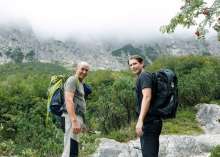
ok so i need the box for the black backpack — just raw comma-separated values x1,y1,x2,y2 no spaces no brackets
150,69,178,119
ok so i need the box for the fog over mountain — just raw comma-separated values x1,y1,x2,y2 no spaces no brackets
0,0,219,70
0,21,219,70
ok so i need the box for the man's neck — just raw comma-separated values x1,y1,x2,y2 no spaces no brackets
137,68,144,76
74,74,83,82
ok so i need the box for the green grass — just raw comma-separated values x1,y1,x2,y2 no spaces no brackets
79,133,101,157
162,106,203,135
210,100,220,106
210,145,220,157
105,121,136,142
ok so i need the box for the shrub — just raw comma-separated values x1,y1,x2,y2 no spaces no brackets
210,145,220,157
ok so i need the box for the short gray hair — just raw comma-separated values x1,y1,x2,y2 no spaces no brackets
77,61,90,69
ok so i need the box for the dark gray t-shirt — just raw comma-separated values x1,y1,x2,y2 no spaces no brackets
136,72,154,120
64,76,86,114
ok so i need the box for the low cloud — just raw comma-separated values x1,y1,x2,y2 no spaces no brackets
0,0,206,40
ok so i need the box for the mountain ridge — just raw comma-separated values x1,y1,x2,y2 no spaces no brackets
0,23,220,70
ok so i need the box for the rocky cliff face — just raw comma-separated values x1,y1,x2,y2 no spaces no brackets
0,23,220,70
0,23,125,70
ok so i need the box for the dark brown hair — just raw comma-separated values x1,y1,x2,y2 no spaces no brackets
128,55,144,64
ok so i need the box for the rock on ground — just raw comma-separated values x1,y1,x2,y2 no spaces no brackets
91,104,220,157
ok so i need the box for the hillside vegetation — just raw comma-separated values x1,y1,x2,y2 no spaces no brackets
0,55,220,156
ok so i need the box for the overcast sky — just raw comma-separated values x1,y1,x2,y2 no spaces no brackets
0,0,214,39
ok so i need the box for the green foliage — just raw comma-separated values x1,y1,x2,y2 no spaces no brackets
86,71,136,134
1,55,220,156
0,63,67,156
112,77,135,124
161,0,220,41
79,133,101,157
210,100,220,105
210,145,220,157
5,47,24,63
0,62,67,82
25,50,35,62
20,148,38,157
111,44,164,64
112,44,142,57
111,44,155,64
0,140,16,156
162,106,203,135
105,121,136,142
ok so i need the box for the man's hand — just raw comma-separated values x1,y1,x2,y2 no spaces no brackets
81,123,88,133
72,119,81,134
136,120,143,137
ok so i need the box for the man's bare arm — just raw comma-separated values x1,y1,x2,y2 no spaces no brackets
138,88,152,122
65,91,81,134
136,88,152,137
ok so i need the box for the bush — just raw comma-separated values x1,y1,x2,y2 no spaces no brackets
0,140,16,156
0,63,66,156
86,73,136,134
210,145,220,157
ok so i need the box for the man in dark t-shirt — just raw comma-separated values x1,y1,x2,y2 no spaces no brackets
128,55,162,157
